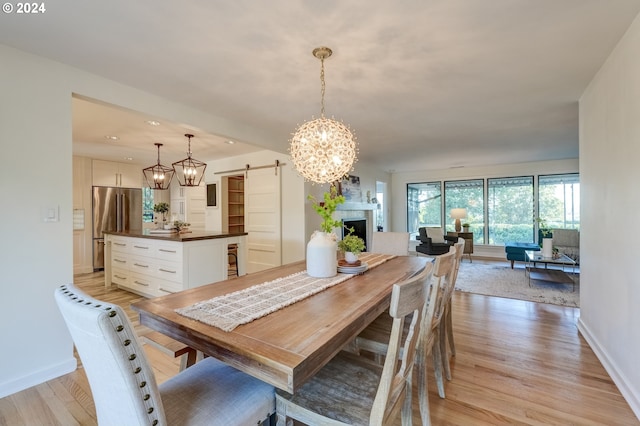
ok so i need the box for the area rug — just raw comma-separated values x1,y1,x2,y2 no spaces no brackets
454,262,580,308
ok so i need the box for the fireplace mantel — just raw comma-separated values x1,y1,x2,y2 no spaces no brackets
337,202,377,211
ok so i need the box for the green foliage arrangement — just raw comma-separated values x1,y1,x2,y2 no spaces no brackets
308,185,345,233
173,220,190,231
338,231,365,255
154,202,170,222
536,217,551,238
153,202,170,214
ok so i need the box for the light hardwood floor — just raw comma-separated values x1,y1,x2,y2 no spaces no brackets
0,269,637,425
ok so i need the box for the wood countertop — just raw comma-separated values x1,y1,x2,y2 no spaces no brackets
104,230,247,242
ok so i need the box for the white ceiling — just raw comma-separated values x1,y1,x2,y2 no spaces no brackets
2,1,639,172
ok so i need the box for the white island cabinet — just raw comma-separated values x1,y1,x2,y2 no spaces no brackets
104,231,246,298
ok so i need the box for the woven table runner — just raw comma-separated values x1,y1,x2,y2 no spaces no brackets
176,253,395,332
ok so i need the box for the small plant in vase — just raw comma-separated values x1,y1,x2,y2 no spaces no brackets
173,220,190,233
536,217,553,257
338,229,365,264
306,185,345,278
153,202,170,228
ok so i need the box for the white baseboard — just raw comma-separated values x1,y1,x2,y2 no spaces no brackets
0,357,77,399
578,318,640,421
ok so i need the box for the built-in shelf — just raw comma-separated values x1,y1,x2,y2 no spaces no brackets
227,175,244,233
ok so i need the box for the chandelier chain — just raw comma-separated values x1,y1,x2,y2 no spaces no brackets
320,56,326,117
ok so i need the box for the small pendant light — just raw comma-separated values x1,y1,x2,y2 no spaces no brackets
142,143,174,190
172,134,207,187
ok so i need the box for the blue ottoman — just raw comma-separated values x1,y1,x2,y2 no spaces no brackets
505,242,540,268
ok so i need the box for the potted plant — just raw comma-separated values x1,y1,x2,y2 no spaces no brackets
153,202,170,227
536,217,553,257
338,229,365,264
535,217,551,238
462,222,470,232
307,185,345,277
173,220,190,233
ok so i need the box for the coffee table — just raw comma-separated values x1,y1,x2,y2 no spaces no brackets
525,250,577,291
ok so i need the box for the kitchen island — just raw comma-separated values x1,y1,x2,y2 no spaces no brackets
103,230,247,298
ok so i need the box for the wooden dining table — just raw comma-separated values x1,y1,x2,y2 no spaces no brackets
131,255,428,394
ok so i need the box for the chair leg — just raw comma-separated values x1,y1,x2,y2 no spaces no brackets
401,371,413,426
446,302,456,357
433,333,446,399
417,346,432,426
442,301,455,381
440,319,452,382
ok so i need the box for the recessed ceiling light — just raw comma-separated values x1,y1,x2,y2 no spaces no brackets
146,120,161,126
226,140,235,145
123,157,134,161
104,135,119,141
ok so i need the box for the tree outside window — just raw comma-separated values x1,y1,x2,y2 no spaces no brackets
407,182,441,234
444,179,484,243
538,174,580,230
487,176,534,244
142,187,155,223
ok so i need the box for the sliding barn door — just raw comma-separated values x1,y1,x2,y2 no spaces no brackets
245,167,282,273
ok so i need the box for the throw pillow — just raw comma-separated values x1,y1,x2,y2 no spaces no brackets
425,227,445,244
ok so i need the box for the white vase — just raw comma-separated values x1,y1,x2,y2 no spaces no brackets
542,238,553,258
344,252,359,264
306,231,338,278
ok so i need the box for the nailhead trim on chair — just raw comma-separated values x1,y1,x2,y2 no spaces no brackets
59,285,162,426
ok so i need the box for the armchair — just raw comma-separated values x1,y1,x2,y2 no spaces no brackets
416,227,457,256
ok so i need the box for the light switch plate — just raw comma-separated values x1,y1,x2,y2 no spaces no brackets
43,206,59,222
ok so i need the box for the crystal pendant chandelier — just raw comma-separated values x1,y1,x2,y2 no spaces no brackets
172,134,207,187
143,143,175,190
289,47,358,184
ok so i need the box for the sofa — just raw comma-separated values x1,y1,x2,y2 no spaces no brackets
551,228,580,264
505,228,580,268
505,242,540,268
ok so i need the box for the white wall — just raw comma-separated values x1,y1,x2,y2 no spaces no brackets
0,44,282,398
579,14,640,419
204,150,306,265
390,159,579,258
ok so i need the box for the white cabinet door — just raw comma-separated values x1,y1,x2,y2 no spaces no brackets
92,160,141,188
118,162,142,188
170,184,205,229
93,160,120,186
186,186,206,230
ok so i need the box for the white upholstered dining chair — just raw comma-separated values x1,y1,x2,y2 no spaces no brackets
370,231,410,256
54,283,275,426
275,261,435,426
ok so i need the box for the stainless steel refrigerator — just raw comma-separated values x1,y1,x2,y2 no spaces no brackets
92,186,143,270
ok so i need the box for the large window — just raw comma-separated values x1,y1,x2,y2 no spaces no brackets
487,176,534,244
407,172,579,247
407,182,441,233
538,173,580,230
143,187,155,223
444,179,484,243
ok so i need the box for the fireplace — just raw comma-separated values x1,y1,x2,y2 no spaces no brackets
342,218,367,251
